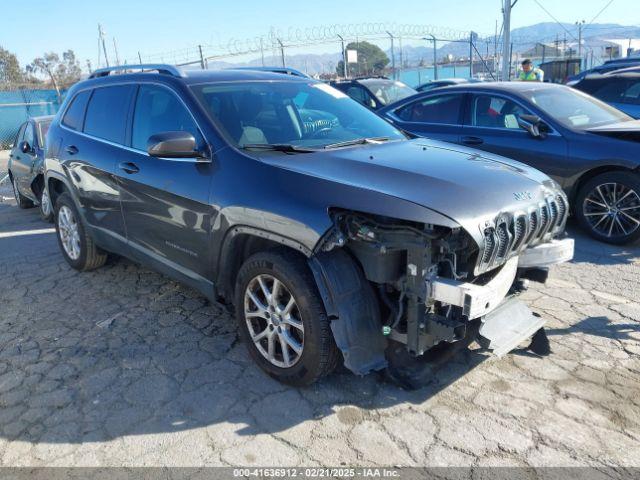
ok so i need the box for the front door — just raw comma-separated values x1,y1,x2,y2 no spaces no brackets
116,84,215,282
461,93,568,183
10,122,37,196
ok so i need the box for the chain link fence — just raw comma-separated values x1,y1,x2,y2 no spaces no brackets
0,84,62,149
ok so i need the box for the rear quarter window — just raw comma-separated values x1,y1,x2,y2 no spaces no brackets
84,85,134,144
62,90,91,131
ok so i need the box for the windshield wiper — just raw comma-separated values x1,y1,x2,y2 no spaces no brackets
241,143,316,153
323,137,392,149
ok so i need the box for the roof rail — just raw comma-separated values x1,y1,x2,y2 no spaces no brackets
88,64,185,79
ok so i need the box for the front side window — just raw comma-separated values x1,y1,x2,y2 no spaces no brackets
190,81,405,149
345,86,376,109
23,123,35,149
131,85,202,151
14,123,26,148
522,87,632,128
471,95,529,129
62,90,91,131
622,80,640,105
395,94,463,124
84,85,133,144
37,120,52,148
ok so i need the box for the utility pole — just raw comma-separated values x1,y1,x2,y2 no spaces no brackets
423,35,437,80
576,20,585,69
277,39,285,67
337,34,347,78
399,36,403,74
260,37,265,67
501,0,511,81
386,31,395,80
469,31,474,79
98,24,110,67
198,45,205,70
113,37,120,66
138,52,143,64
494,20,498,75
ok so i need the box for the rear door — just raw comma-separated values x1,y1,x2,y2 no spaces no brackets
460,92,568,183
58,86,132,249
386,92,466,144
116,83,215,282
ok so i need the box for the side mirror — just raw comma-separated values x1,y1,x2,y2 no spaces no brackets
517,114,547,139
147,131,210,161
20,141,33,154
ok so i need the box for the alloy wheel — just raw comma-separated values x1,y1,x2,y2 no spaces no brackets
583,182,640,239
244,274,304,368
58,205,81,260
12,181,20,204
40,189,51,217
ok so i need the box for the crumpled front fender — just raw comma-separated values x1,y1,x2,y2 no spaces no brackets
308,249,388,375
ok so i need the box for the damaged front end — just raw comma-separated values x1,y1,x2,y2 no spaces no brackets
309,208,574,379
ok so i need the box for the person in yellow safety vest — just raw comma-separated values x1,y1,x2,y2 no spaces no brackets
518,59,544,81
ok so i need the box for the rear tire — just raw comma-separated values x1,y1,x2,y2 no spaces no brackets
575,171,640,245
11,178,34,209
54,192,107,271
234,250,340,386
39,187,53,222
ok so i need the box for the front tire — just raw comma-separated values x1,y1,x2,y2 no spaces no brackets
54,192,107,271
11,178,34,209
575,171,640,245
234,250,340,386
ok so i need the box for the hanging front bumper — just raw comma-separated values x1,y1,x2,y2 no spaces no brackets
518,238,574,268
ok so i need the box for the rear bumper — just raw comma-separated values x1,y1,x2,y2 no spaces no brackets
518,238,574,268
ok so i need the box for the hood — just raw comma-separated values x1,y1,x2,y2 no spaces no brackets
258,138,560,240
587,120,640,143
587,120,640,132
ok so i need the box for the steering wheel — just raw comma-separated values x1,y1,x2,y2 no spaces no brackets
310,127,333,139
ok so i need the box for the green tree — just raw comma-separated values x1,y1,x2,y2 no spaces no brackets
0,46,23,83
336,41,389,78
27,50,82,100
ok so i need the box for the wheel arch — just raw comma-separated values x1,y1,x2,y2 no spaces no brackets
215,226,313,302
570,164,640,205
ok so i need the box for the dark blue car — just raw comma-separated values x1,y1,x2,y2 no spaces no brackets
378,82,640,244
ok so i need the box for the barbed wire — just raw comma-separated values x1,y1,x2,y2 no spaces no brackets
136,22,493,65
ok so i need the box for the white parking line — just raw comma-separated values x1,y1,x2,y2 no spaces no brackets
0,228,55,239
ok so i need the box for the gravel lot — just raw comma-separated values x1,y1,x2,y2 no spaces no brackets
0,179,639,468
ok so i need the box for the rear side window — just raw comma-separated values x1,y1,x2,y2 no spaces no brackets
592,80,627,103
84,85,133,144
395,94,463,124
131,85,202,151
622,80,640,105
62,90,91,131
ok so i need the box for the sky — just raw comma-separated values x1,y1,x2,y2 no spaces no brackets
3,0,640,69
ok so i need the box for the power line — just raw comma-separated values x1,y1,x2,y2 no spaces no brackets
585,0,616,30
531,0,579,42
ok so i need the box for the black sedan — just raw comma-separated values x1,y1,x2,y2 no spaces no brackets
416,78,480,92
378,82,640,244
7,115,54,221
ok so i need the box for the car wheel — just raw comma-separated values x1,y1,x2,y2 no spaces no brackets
54,192,107,271
11,178,34,209
235,250,340,386
39,187,53,222
576,171,640,245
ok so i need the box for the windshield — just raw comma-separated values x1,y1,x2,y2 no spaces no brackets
190,81,405,149
521,87,633,129
359,80,417,106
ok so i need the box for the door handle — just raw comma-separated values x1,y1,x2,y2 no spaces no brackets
65,145,79,155
461,136,484,146
118,162,140,174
